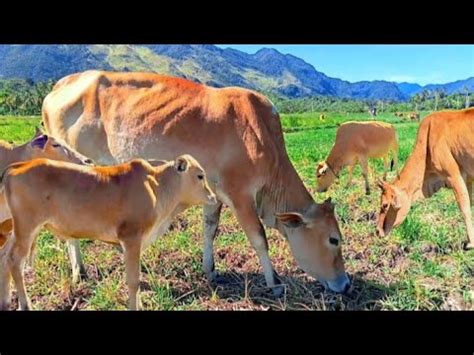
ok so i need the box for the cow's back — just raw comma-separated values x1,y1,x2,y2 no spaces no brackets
426,108,474,176
335,121,396,156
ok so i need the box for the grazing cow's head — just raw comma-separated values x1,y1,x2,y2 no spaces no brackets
28,127,94,166
316,161,337,193
173,154,217,206
376,180,411,237
276,198,350,294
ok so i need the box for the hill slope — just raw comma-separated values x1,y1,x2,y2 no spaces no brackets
0,45,471,101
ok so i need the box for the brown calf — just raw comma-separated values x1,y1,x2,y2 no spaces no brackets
0,155,216,310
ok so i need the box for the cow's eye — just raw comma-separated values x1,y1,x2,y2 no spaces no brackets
52,143,61,148
329,237,339,246
197,174,204,180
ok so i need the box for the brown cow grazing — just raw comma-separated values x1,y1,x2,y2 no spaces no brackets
0,128,93,253
316,121,399,195
42,70,351,295
376,108,474,250
0,155,217,310
407,112,420,121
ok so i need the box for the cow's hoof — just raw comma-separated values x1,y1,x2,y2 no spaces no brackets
71,269,88,285
365,190,371,196
463,242,474,250
271,285,285,298
209,273,232,286
18,302,32,311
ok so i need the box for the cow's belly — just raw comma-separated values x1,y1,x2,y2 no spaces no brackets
45,220,120,245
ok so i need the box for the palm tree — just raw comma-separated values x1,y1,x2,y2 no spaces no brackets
464,86,471,108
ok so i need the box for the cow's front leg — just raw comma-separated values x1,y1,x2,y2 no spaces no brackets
231,193,283,297
448,174,474,250
203,201,223,283
67,239,87,284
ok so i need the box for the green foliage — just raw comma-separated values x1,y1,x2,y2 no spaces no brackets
0,79,54,115
265,91,474,115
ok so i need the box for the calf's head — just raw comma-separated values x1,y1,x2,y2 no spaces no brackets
28,128,94,166
316,161,337,193
276,198,350,293
376,180,411,237
173,154,217,206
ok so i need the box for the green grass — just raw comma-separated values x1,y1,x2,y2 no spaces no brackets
0,111,472,310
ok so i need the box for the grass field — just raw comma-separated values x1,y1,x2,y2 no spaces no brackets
0,111,472,310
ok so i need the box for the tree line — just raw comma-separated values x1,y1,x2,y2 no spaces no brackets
0,79,55,115
266,88,473,114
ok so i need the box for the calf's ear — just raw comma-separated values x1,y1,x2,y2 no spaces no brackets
30,134,49,149
175,156,189,173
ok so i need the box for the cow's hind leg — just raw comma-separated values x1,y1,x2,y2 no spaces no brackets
231,193,283,297
203,201,223,283
8,222,39,310
359,157,371,195
346,163,355,187
467,179,472,207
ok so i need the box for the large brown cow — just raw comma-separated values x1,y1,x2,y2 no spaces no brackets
42,70,351,294
316,121,399,195
376,108,474,250
0,155,217,310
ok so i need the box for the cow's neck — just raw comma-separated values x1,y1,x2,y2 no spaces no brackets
394,123,430,203
325,144,348,177
153,168,185,219
260,158,314,227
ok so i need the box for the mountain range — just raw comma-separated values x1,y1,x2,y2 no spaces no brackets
0,44,471,101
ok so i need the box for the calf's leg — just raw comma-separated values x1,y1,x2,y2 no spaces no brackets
122,240,142,310
8,222,38,310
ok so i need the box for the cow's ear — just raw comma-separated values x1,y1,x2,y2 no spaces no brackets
317,162,328,177
377,179,386,191
391,186,403,209
175,156,189,173
275,212,306,228
322,197,335,212
34,126,44,137
30,134,49,149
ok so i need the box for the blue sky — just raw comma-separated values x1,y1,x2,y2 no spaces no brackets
217,45,474,85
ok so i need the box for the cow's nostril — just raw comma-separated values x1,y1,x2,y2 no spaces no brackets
84,158,94,165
